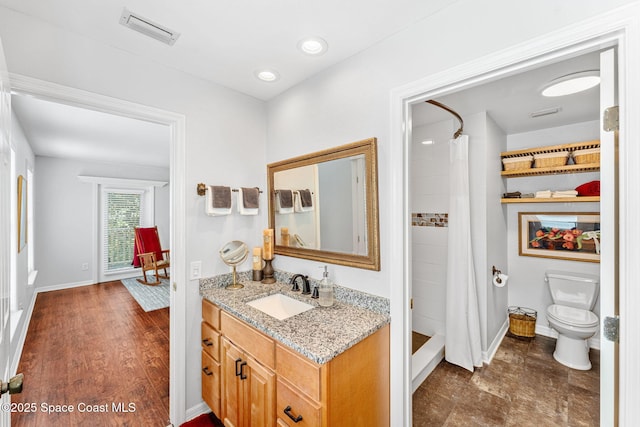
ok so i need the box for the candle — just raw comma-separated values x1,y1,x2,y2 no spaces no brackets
263,229,274,260
252,247,262,270
281,227,290,247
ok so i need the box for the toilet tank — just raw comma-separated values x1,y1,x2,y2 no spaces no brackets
545,270,599,310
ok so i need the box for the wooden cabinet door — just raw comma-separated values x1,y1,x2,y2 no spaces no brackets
202,350,221,416
221,337,244,427
244,354,275,427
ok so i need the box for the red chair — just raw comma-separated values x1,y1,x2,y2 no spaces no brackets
133,226,170,285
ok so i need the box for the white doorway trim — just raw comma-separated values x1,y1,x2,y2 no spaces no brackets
9,73,187,425
389,4,640,426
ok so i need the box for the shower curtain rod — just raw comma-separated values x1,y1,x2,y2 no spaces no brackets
425,100,464,139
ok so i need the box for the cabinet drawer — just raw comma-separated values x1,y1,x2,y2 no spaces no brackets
202,299,220,330
202,350,221,416
276,344,321,401
201,322,220,361
277,378,321,427
220,311,275,370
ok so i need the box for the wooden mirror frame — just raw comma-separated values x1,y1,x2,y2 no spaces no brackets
267,137,380,271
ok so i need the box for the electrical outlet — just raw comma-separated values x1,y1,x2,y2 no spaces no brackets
81,263,89,271
190,261,202,280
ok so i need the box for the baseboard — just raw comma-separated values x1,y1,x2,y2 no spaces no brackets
483,319,509,364
10,291,38,375
185,401,210,422
35,279,96,294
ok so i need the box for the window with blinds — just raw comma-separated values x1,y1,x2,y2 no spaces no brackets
103,190,144,272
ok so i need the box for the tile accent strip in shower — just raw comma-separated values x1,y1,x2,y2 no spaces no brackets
411,213,448,227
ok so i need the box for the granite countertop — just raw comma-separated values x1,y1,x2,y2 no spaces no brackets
200,271,390,365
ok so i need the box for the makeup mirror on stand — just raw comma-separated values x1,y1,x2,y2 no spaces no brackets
220,240,249,289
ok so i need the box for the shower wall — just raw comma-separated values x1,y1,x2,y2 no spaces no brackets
410,119,454,337
411,112,508,355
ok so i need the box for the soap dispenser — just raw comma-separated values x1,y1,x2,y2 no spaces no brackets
318,265,334,307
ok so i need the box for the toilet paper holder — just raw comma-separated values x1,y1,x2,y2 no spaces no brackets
492,266,503,284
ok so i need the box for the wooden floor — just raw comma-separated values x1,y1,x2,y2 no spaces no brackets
413,334,600,426
12,281,170,427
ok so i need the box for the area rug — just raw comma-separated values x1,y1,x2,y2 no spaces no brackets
120,277,170,312
180,413,224,427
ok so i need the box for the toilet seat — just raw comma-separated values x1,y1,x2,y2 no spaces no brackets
547,304,599,328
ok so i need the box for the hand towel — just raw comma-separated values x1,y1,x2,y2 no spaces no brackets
535,190,552,198
276,190,294,214
294,189,314,212
238,187,259,215
502,191,521,198
551,190,578,198
206,185,232,216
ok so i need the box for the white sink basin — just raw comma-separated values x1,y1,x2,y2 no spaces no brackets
246,293,314,320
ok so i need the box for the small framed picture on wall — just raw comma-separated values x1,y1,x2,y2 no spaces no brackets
518,212,600,263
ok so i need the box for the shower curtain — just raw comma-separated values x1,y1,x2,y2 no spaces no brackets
445,134,483,372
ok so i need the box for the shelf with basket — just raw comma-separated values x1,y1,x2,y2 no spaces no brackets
500,140,600,204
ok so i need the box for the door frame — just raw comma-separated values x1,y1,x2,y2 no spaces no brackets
389,4,640,426
9,74,187,425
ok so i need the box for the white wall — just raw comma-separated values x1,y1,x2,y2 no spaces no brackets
484,114,509,348
10,110,35,359
0,6,267,412
1,0,634,422
506,121,601,342
33,156,170,288
266,3,633,421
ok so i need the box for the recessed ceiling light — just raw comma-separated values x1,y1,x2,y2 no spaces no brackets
541,70,600,97
255,69,280,82
420,139,435,145
297,37,328,56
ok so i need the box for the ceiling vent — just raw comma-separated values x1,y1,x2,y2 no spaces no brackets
120,9,180,46
530,107,562,118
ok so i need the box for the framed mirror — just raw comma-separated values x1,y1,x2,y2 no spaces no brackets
267,137,380,270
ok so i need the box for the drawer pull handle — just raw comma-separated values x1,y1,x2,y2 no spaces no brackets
284,406,303,423
202,366,213,376
239,361,247,380
235,358,243,377
202,338,214,347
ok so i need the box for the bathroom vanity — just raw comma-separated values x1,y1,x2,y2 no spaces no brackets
200,273,390,427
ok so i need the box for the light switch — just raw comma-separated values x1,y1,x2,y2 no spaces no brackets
190,261,202,280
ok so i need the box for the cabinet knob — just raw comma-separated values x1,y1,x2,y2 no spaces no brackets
284,405,303,423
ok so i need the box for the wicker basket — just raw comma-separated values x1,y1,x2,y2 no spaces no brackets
533,151,569,168
508,306,537,338
502,155,533,171
572,147,600,165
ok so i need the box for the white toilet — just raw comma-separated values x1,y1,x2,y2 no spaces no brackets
545,270,599,370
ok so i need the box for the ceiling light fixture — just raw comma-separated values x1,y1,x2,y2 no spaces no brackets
541,70,600,97
120,8,180,45
420,139,435,145
255,69,280,82
297,36,328,56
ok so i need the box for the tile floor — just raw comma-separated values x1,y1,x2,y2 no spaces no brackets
412,334,600,426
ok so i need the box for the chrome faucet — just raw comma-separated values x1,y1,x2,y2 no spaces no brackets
289,274,311,295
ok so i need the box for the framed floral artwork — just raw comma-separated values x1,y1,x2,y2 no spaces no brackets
518,212,600,263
